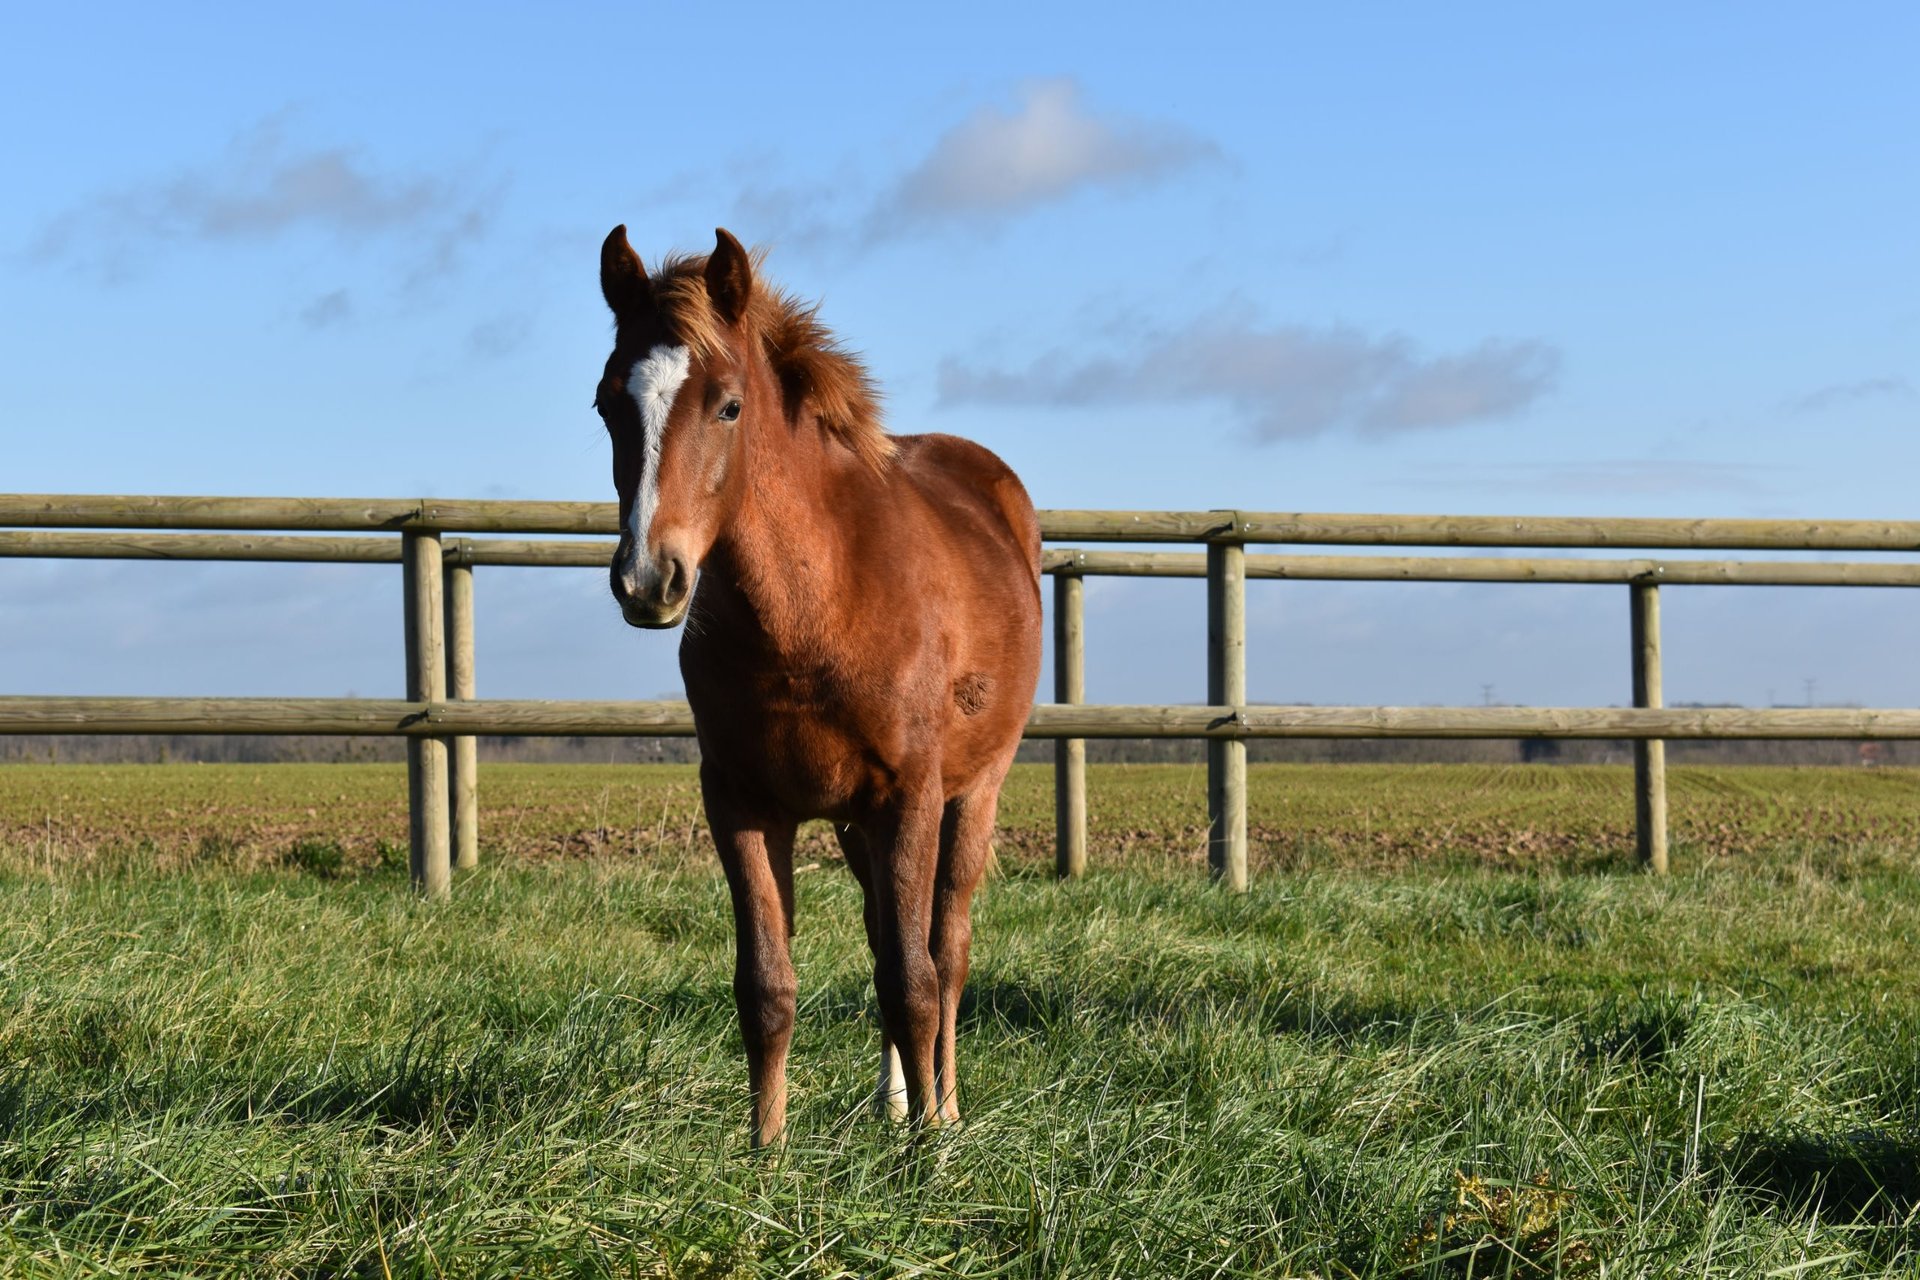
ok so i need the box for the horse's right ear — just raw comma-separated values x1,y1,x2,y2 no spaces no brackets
600,225,648,317
705,228,754,327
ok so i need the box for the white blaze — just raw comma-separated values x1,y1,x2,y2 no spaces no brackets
627,344,692,552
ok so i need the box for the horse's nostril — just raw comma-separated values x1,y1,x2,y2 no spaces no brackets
663,556,690,605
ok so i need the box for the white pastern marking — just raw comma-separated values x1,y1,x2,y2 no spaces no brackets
627,344,692,552
877,1043,908,1122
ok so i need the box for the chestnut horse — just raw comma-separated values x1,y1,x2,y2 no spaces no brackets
595,226,1043,1145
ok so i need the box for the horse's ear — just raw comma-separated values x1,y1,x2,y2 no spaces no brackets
705,227,753,327
600,225,648,317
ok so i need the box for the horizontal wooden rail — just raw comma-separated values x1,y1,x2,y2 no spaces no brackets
8,530,1920,588
1042,550,1920,587
0,531,615,567
0,531,409,563
1029,705,1920,740
0,495,618,536
0,697,435,735
1044,510,1920,551
8,495,1920,551
446,538,609,568
4,697,1919,740
0,697,695,736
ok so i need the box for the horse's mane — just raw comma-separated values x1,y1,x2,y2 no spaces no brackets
648,252,894,472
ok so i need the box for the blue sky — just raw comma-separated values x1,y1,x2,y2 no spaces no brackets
4,3,1916,711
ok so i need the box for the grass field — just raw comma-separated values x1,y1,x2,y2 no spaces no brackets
2,763,1918,1275
8,760,1919,876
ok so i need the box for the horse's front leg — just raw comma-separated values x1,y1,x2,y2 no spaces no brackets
703,771,798,1148
865,780,945,1127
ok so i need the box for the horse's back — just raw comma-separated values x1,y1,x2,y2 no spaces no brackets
891,433,1041,581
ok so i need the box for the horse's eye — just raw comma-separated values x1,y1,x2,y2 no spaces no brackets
718,400,742,423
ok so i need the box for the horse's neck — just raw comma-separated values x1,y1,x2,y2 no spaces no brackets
704,420,862,657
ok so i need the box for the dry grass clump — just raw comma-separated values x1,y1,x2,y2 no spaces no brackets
1398,1172,1596,1276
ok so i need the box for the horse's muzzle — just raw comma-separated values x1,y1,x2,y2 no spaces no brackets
620,597,688,629
611,537,693,629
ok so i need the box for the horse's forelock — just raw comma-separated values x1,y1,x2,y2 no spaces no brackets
640,250,895,472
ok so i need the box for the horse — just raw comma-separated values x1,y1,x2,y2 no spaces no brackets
594,225,1044,1146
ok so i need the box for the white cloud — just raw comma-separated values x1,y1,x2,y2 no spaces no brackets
939,306,1559,439
869,78,1221,233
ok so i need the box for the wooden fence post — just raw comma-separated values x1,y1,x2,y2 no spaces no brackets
445,548,478,870
1207,535,1248,890
1053,570,1087,878
403,530,452,898
1631,581,1669,874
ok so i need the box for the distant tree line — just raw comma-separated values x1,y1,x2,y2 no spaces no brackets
0,734,700,766
3,728,1902,768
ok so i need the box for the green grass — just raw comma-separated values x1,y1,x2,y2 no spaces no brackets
2,764,1919,1275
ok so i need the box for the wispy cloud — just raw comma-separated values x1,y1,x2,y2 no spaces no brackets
298,288,352,330
868,78,1221,236
1394,459,1781,497
467,313,531,360
29,113,503,286
938,305,1559,439
1786,376,1912,415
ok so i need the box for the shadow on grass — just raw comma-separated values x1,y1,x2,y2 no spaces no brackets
1577,993,1693,1069
770,963,1446,1050
0,1016,666,1141
958,977,1444,1050
803,963,1515,1053
1717,1127,1920,1224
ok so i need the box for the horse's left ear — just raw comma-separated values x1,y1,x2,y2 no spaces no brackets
601,224,648,318
705,228,753,327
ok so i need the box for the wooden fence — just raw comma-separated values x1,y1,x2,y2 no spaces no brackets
5,494,1920,897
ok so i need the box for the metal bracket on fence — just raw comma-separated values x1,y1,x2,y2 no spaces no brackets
1205,707,1249,735
1204,509,1246,543
1040,549,1091,577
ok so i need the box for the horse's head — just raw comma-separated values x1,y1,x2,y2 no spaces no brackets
595,225,760,629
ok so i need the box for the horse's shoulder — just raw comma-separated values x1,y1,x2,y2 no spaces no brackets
888,433,1039,564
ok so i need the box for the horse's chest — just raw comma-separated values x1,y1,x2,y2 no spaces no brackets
685,661,884,817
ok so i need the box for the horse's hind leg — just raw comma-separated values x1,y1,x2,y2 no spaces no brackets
835,823,908,1122
930,783,1001,1126
703,769,798,1148
866,783,946,1126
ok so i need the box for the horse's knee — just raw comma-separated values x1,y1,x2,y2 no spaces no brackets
873,944,935,1001
734,967,797,1050
873,944,938,1025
